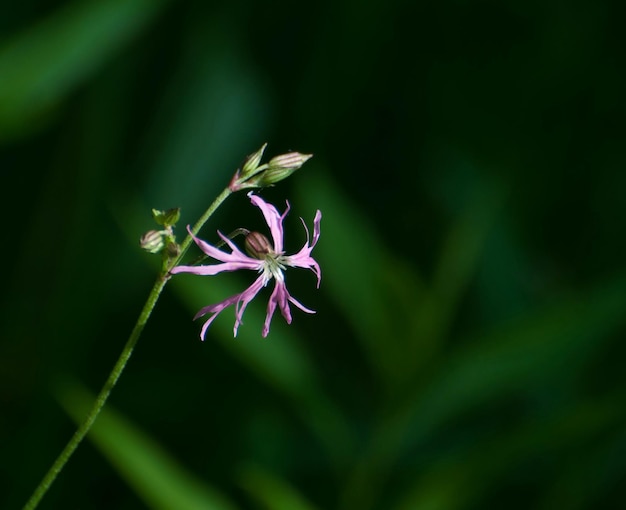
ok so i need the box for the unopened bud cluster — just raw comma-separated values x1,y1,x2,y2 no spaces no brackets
229,143,313,191
140,207,181,263
152,208,180,228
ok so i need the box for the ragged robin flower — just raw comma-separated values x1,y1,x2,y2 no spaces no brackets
170,192,321,338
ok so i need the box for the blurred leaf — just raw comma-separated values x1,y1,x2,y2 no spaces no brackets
537,428,626,510
413,277,626,427
238,463,320,510
172,272,353,471
57,380,238,510
0,0,166,138
295,169,503,388
341,274,626,510
393,393,626,510
394,466,465,510
422,180,506,353
295,170,425,388
139,14,271,215
384,177,506,378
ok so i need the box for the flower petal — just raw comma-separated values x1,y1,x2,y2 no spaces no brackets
196,297,239,341
199,313,221,341
248,192,288,253
185,227,231,262
288,294,316,314
262,282,283,338
193,294,241,320
233,275,265,336
312,210,322,247
193,275,266,339
284,254,321,287
275,281,293,324
170,226,262,276
171,260,261,276
262,281,316,337
216,230,250,258
185,226,255,264
283,210,322,286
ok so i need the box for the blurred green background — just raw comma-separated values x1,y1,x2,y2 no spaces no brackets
2,0,626,508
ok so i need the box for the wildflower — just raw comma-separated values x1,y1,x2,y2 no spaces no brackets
171,193,321,339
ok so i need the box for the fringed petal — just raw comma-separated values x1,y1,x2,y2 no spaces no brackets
248,193,288,253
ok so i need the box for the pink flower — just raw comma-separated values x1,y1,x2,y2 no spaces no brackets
171,192,321,339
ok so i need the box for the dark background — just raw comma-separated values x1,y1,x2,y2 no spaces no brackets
2,0,626,508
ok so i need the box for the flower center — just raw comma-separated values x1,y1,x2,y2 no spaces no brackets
262,254,287,283
244,231,287,284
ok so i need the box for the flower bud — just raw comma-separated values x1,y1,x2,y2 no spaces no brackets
268,152,313,171
253,152,313,187
152,207,181,227
140,230,165,254
244,231,273,259
240,143,268,178
229,146,313,191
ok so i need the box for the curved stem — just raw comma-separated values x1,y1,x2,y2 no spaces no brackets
23,186,233,510
23,275,166,510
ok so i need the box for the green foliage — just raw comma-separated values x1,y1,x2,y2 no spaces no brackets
0,0,166,138
58,381,237,510
237,463,320,510
2,0,626,509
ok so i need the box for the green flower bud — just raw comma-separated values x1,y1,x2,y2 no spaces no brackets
244,231,273,259
240,143,268,178
251,151,313,187
229,146,313,191
152,207,181,227
140,230,165,254
268,152,313,171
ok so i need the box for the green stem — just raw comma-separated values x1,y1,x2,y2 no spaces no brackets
171,187,233,270
22,275,167,510
23,186,233,510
